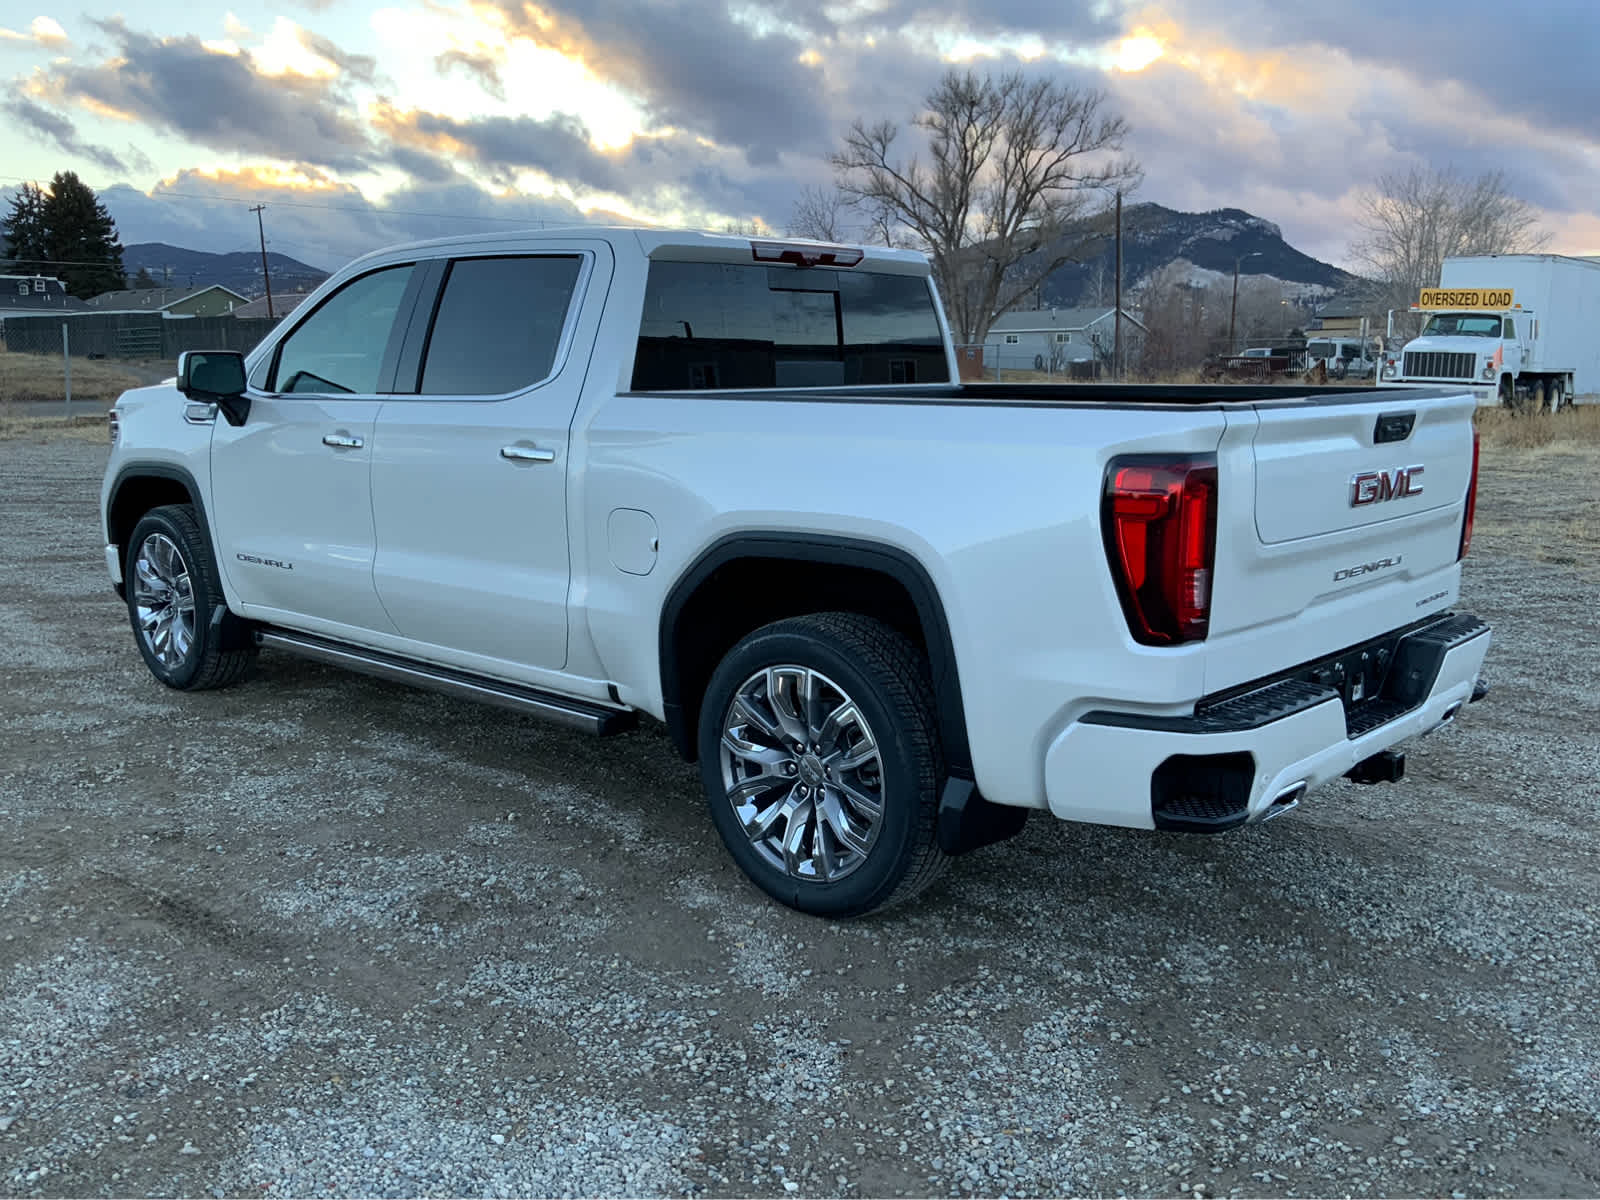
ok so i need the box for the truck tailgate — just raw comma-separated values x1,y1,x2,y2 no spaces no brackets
1205,389,1478,679
1252,398,1472,543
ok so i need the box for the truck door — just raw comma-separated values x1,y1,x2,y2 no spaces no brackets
210,262,420,635
367,244,611,673
1500,314,1523,376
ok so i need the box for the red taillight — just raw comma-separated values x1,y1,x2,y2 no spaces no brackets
1458,428,1480,560
751,240,864,268
1103,455,1218,645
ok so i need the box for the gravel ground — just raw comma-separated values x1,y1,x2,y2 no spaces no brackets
1,434,1597,1198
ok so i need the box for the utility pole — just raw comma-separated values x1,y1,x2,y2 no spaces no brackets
1228,251,1262,355
250,204,275,319
1113,190,1123,381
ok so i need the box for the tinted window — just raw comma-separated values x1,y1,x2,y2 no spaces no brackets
270,265,414,394
1502,318,1516,339
418,255,583,395
631,261,949,390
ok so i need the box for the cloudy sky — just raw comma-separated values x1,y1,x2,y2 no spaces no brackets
2,0,1596,274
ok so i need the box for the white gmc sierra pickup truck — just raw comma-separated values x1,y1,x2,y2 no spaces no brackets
99,228,1491,917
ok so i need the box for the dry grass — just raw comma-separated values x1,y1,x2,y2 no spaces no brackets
0,403,111,443
0,351,151,406
1474,403,1600,452
1470,405,1600,573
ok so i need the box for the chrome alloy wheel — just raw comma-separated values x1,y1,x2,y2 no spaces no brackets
719,665,885,884
132,532,196,669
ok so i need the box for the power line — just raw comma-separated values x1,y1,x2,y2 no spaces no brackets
150,188,551,225
1,173,557,226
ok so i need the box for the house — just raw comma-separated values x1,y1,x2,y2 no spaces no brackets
1312,295,1373,337
85,284,250,317
0,274,86,322
227,294,309,321
983,306,1148,372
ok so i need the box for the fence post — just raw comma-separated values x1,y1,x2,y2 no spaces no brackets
63,322,72,411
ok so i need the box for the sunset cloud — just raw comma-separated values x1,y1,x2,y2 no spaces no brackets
0,16,67,46
1,0,1594,271
28,19,379,173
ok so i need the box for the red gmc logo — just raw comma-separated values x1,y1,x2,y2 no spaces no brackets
1350,465,1425,506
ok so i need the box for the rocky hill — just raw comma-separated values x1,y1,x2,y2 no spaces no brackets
1035,203,1359,306
121,243,329,300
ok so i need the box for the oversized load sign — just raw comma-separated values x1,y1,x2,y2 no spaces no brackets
1416,288,1515,309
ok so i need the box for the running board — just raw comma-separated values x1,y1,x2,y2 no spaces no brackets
255,629,637,736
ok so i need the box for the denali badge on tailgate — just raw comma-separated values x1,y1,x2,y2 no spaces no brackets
1350,464,1424,507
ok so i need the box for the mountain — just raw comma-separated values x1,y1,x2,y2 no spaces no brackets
122,243,330,299
1034,204,1359,307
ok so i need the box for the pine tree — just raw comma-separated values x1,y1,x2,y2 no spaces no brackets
131,266,158,290
1,183,48,274
40,171,126,299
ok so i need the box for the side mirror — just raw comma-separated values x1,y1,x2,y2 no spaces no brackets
177,350,250,427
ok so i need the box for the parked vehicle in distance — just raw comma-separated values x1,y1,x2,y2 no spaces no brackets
1305,337,1377,380
1385,254,1600,411
1202,343,1305,380
100,228,1492,917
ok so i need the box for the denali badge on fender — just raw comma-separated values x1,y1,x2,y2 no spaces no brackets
1350,465,1424,506
237,552,295,570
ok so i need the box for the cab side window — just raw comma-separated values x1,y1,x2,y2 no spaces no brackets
267,264,415,395
1502,317,1517,340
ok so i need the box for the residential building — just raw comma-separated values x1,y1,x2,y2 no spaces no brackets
983,306,1148,373
227,294,309,321
86,284,250,317
0,275,85,323
1311,295,1373,337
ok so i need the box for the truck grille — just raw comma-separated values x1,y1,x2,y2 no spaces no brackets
1403,350,1475,380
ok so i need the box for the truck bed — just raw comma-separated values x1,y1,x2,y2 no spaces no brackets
628,383,1461,407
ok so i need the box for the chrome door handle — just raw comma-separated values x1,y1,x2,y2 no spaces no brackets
322,433,363,449
500,444,556,463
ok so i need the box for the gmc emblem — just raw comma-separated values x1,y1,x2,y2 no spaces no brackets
1350,465,1424,507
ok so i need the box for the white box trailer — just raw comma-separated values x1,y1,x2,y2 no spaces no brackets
1384,254,1600,410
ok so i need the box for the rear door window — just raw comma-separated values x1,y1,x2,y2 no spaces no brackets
632,261,950,389
416,255,584,396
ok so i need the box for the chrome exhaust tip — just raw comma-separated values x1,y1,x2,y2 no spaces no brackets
1259,781,1306,822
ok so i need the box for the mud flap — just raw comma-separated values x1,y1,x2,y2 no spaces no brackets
937,778,1030,856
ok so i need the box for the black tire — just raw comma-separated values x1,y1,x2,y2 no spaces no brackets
124,504,255,690
1519,378,1549,416
1550,378,1566,413
1499,375,1514,409
697,612,948,918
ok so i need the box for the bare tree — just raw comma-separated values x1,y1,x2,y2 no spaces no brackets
1350,165,1549,336
1134,264,1311,375
786,186,849,241
831,68,1141,344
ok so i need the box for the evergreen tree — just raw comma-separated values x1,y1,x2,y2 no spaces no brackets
39,171,126,299
131,266,158,290
1,183,48,274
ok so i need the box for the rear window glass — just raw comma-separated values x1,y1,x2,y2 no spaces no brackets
419,255,583,395
631,261,949,389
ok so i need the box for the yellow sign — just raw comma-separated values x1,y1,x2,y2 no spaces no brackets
1417,288,1515,310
